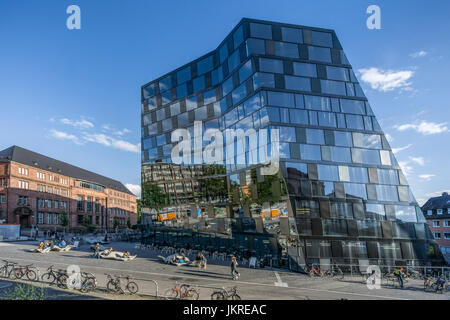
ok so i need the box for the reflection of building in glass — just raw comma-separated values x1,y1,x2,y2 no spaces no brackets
140,18,445,268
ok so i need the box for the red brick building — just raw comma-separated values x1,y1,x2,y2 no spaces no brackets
0,146,137,232
422,192,450,264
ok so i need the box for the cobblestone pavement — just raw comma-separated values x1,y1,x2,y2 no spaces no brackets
0,241,448,300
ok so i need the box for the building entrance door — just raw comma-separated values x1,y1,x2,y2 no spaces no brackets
20,215,30,228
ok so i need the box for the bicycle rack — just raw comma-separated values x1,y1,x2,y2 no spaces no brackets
133,277,159,298
178,283,231,299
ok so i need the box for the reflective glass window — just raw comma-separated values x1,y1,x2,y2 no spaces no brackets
224,108,238,127
326,66,349,81
376,185,399,202
178,112,189,127
193,76,205,92
159,75,172,92
222,77,234,96
267,91,295,107
309,111,318,125
286,162,307,175
331,202,354,219
346,114,364,130
186,96,197,111
293,62,317,78
170,102,181,116
318,165,339,181
161,90,172,105
285,76,311,91
246,38,265,55
352,148,381,165
232,83,247,105
177,66,191,84
311,31,333,47
239,60,253,83
279,142,290,158
233,25,244,48
279,126,296,142
176,83,187,99
346,83,355,96
243,94,261,115
306,128,325,145
203,89,216,105
321,80,347,96
300,144,321,160
304,95,331,111
195,106,207,121
267,107,280,122
143,114,152,126
295,94,305,108
143,84,155,99
355,84,365,97
377,169,399,185
250,23,272,39
289,109,308,125
259,58,283,73
352,133,382,149
365,203,385,221
348,166,369,183
275,41,299,58
156,108,166,121
280,108,289,123
219,44,228,64
395,205,417,223
330,146,351,163
334,131,353,147
344,183,367,200
358,221,382,238
253,72,275,89
148,123,158,135
318,112,336,127
308,46,331,63
197,56,213,75
340,99,366,115
228,50,241,72
156,134,166,146
281,27,303,43
147,96,157,111
211,66,223,86
323,220,348,237
162,118,172,131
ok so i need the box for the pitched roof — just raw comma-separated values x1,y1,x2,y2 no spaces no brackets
0,145,134,195
421,192,450,210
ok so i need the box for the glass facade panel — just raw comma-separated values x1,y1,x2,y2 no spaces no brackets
259,58,283,73
308,46,331,63
293,62,317,78
275,41,299,58
282,27,303,43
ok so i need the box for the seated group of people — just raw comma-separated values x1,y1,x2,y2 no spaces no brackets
38,239,67,250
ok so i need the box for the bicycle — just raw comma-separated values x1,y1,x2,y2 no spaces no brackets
424,277,448,294
105,274,139,294
307,264,324,278
10,264,39,281
0,260,17,279
79,272,98,293
211,286,241,300
323,264,344,280
164,282,199,300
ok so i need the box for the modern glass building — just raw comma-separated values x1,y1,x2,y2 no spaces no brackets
141,18,445,269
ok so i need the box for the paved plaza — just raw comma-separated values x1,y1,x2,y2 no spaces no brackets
0,241,448,300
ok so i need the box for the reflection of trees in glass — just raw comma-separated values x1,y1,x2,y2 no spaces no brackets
250,169,287,205
141,182,172,210
198,165,228,202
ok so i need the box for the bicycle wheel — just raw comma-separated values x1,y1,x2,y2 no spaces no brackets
230,293,241,300
10,269,23,280
26,270,37,281
81,278,97,293
308,270,315,277
184,288,199,300
107,280,120,293
210,291,225,300
42,273,56,284
126,281,139,294
164,288,179,300
57,274,68,288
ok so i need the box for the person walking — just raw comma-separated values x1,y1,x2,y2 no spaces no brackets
394,267,404,288
92,243,101,259
231,256,240,280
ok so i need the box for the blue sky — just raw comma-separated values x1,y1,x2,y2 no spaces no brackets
0,0,449,202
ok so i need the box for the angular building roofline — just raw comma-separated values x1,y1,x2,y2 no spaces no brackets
0,145,134,196
141,17,341,89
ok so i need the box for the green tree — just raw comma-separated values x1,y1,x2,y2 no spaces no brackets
1,284,46,300
113,217,119,229
136,199,142,224
82,214,90,228
141,182,171,210
126,217,131,229
59,212,69,234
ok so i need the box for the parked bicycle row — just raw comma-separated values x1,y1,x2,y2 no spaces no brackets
0,259,242,299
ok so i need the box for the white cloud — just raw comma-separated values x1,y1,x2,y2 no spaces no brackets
60,118,94,129
49,129,83,145
395,121,449,135
418,174,435,181
114,128,131,136
392,144,412,154
410,50,427,58
358,67,414,92
83,133,140,153
125,184,141,198
409,156,425,166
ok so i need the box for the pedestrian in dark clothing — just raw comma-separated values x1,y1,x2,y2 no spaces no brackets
394,267,404,288
92,243,101,259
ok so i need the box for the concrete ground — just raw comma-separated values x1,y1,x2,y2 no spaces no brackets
0,241,448,300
